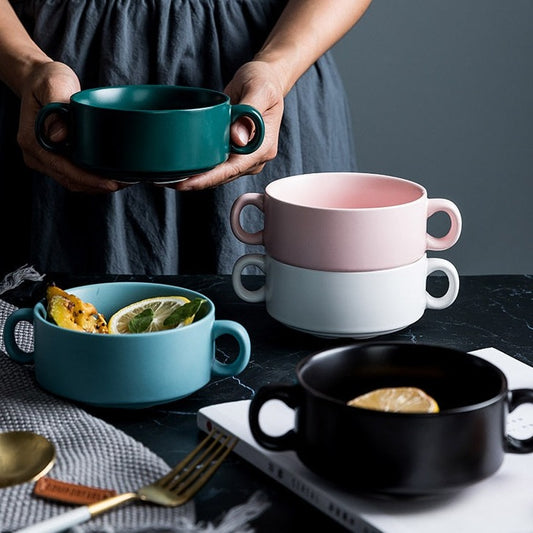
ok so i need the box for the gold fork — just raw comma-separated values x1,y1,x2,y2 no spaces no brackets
16,428,237,533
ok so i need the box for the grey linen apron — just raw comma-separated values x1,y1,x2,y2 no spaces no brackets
0,0,358,276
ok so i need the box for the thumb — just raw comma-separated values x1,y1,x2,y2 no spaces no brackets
231,119,252,146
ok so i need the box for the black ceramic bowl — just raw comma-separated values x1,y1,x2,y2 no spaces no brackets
249,343,533,496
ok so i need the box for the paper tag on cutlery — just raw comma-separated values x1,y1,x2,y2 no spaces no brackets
33,477,117,505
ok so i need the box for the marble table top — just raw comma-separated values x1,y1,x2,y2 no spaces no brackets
4,273,533,532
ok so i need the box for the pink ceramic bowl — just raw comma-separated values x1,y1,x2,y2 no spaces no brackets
231,172,462,272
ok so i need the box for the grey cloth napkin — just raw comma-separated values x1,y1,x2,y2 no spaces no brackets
0,296,268,533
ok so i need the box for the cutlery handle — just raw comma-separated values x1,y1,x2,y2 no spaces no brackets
15,506,91,532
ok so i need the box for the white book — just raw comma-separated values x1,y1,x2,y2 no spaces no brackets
197,347,533,533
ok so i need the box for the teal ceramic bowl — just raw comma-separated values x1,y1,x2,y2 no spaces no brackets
35,85,265,183
3,282,251,408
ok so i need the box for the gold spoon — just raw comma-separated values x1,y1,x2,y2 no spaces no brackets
0,431,56,488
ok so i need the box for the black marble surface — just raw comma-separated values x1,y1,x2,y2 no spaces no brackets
4,274,533,532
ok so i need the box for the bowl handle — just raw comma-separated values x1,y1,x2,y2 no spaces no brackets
505,388,533,453
35,102,71,154
3,307,35,364
211,320,251,377
231,253,266,303
248,383,302,451
230,104,265,155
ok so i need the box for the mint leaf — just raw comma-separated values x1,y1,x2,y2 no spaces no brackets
128,308,154,333
164,298,207,328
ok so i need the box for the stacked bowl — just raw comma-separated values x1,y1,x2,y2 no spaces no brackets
230,172,462,339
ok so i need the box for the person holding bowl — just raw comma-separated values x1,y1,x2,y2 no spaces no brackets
0,0,371,276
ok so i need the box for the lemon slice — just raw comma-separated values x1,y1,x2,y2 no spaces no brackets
108,296,194,334
347,387,439,413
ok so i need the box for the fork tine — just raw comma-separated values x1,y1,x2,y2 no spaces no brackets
166,431,235,493
172,431,238,505
156,428,237,505
157,428,218,486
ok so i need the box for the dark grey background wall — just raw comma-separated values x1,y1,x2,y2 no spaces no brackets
332,0,532,275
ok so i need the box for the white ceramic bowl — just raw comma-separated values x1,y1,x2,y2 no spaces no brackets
232,253,459,338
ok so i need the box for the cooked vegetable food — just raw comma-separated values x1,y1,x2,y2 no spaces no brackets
46,286,108,334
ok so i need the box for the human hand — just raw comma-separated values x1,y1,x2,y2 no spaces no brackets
173,61,284,191
17,61,120,193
